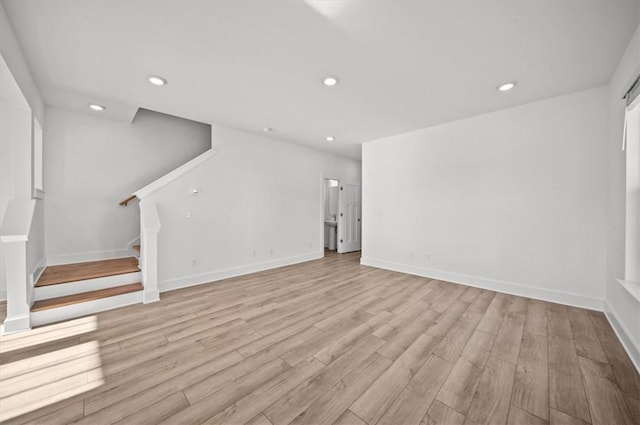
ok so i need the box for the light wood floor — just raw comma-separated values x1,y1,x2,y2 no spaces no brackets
0,252,638,425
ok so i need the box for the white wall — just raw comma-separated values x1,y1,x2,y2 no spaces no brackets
0,2,46,300
44,107,211,264
145,124,361,291
362,86,609,309
0,2,43,123
0,91,32,298
0,55,45,300
0,99,31,200
606,23,640,368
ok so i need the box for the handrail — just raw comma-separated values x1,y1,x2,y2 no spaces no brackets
119,194,137,207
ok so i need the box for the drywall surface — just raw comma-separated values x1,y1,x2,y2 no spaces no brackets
0,5,46,298
606,22,640,369
0,69,43,299
0,2,43,122
362,86,609,309
145,124,361,290
0,94,32,298
44,107,211,264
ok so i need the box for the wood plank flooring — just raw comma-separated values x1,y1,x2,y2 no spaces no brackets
36,257,140,287
0,251,638,425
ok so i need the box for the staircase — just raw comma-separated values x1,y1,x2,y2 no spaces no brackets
2,149,194,333
30,251,144,326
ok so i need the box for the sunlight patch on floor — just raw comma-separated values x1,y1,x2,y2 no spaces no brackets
1,338,101,378
0,317,103,422
0,340,104,422
0,315,98,354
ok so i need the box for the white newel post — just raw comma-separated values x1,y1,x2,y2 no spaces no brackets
3,241,30,333
133,149,216,305
140,199,161,303
1,200,35,334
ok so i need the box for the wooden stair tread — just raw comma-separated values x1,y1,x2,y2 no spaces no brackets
36,257,140,287
31,283,143,312
132,244,140,253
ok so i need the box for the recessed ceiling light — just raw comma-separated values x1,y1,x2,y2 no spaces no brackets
148,75,167,86
89,104,105,111
323,76,339,87
263,127,273,133
326,136,335,141
497,82,516,92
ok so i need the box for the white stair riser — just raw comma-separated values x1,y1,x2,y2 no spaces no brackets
31,291,143,327
34,272,141,300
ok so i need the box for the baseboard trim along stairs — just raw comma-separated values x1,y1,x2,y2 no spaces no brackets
31,256,144,326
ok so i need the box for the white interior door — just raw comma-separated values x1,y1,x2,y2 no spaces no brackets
338,182,361,253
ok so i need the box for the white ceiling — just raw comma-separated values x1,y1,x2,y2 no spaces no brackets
3,0,639,160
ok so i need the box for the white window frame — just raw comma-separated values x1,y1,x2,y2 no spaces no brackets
618,87,640,303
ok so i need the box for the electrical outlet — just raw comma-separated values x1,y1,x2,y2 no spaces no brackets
252,250,256,258
191,258,198,267
185,211,191,219
269,248,274,255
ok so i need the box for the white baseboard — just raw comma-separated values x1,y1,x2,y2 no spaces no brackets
360,257,603,311
143,289,160,304
29,257,47,286
2,314,31,334
127,237,141,257
159,252,323,293
47,249,132,266
603,300,640,373
127,237,141,249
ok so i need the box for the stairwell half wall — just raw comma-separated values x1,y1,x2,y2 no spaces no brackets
43,107,211,265
143,124,361,292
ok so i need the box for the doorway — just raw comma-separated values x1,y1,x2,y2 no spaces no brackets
322,178,361,256
323,179,339,253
